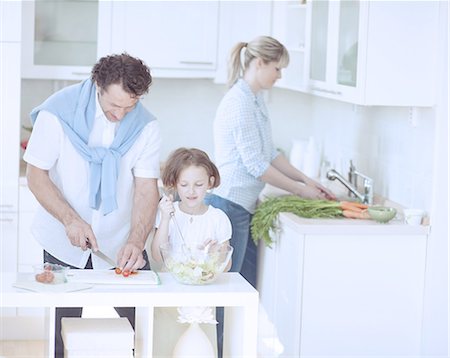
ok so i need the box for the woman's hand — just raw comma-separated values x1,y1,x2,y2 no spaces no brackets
297,179,337,201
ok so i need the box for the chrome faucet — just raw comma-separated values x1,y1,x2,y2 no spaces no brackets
326,163,373,204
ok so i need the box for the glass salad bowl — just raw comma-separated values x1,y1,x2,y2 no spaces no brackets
160,241,233,285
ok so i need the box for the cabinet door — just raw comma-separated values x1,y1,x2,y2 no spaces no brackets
111,1,219,78
21,0,112,80
0,42,20,212
257,218,304,357
18,182,42,272
272,1,310,91
0,0,22,42
300,234,427,356
307,0,439,106
215,1,272,84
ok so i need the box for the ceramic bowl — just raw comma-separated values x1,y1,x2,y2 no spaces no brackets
368,206,397,223
33,263,68,284
160,242,233,285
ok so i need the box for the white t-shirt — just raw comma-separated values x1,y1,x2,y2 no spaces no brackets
23,94,161,269
155,202,232,250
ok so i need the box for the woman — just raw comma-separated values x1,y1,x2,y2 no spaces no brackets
206,36,336,288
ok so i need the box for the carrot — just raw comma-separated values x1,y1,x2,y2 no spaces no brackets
340,201,369,212
342,209,370,219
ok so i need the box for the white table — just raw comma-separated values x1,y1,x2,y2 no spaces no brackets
1,272,258,357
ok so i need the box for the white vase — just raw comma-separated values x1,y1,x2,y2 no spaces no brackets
172,322,215,358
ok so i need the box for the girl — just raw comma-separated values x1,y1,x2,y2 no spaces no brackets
151,147,232,271
151,147,232,356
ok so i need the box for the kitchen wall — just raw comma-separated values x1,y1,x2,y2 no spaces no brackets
21,77,435,212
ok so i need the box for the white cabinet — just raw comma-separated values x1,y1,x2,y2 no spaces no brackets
111,1,219,78
258,214,428,357
0,42,21,214
0,0,22,42
272,1,310,91
21,0,112,80
18,179,42,272
300,234,427,356
307,0,439,106
214,1,272,84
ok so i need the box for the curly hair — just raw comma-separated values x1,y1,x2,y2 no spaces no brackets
162,148,221,191
91,53,152,97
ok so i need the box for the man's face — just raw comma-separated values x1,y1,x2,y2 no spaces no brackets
97,84,139,122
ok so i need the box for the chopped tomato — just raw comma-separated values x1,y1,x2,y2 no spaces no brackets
122,271,130,277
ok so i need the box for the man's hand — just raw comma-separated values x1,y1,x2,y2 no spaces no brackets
117,242,146,272
65,218,98,251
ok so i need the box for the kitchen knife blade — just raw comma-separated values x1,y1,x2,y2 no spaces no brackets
93,250,116,267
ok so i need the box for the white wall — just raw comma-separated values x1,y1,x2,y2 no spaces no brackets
21,77,436,211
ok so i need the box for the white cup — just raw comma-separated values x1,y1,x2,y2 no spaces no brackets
403,209,425,226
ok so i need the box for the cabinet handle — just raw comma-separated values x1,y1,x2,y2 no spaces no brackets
179,61,214,65
0,204,14,208
71,72,91,76
0,218,14,223
311,87,342,96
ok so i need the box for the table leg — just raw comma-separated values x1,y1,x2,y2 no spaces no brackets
223,301,258,357
135,306,154,358
43,307,55,358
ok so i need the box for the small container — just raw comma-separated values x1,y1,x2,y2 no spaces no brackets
33,263,68,284
403,209,425,226
368,206,397,223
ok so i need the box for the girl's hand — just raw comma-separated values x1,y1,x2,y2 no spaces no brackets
159,195,175,220
198,239,219,253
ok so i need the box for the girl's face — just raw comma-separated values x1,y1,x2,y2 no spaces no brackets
256,60,283,90
176,165,213,211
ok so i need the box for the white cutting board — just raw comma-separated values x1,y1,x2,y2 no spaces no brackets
67,269,160,285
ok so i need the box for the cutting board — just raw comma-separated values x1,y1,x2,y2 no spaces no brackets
67,269,160,285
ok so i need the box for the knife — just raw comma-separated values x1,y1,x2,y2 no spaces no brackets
92,249,117,267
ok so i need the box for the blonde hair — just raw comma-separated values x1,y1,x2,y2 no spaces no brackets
227,36,289,88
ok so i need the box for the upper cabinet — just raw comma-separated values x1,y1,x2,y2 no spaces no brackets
21,0,112,80
110,1,219,78
306,0,439,106
214,1,272,84
272,1,310,92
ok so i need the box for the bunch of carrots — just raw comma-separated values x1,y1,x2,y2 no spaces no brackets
251,196,370,247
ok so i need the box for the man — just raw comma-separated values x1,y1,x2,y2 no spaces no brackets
24,53,161,356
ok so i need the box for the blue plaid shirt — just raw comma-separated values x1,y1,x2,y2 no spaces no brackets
213,79,279,213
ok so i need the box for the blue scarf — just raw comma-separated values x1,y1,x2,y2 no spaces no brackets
30,79,155,215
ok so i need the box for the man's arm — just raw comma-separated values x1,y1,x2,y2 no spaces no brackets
118,177,159,271
26,163,98,250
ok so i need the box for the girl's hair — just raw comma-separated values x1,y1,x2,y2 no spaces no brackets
162,148,221,191
227,36,290,88
91,53,152,97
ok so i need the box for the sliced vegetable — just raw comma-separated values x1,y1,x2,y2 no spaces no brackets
114,267,122,275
